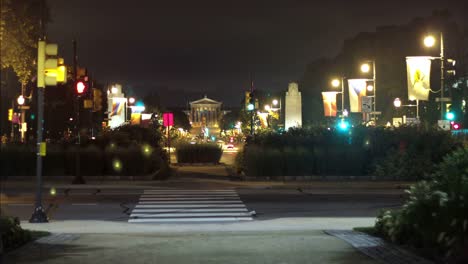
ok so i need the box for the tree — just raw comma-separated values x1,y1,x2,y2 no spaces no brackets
0,0,48,86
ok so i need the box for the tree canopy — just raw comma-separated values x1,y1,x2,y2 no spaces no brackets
0,0,48,86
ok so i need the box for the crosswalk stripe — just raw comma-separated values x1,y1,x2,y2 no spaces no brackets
130,212,252,218
129,189,253,223
138,201,242,204
141,194,238,197
135,204,246,208
128,217,253,223
132,208,248,213
139,197,241,201
144,190,235,193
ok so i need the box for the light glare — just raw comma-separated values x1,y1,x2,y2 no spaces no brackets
424,35,436,47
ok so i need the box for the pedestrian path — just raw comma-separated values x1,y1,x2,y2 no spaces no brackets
128,189,254,223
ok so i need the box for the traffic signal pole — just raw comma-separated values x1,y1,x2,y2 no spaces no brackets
30,41,48,223
72,39,85,184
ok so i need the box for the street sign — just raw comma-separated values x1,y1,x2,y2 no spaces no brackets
406,118,420,125
361,96,372,113
435,97,451,102
18,106,30,110
163,112,174,127
370,111,382,115
438,120,451,131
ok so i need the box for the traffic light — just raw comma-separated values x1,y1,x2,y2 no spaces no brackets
446,111,455,121
37,40,60,87
246,91,255,111
8,108,13,121
337,119,350,131
451,122,461,130
245,91,252,110
75,80,88,95
92,88,103,112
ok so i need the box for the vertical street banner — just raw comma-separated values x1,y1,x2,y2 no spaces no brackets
257,112,269,128
406,56,431,101
321,92,339,117
348,79,367,112
108,97,126,128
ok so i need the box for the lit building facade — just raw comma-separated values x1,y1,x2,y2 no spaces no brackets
185,96,228,136
285,82,302,130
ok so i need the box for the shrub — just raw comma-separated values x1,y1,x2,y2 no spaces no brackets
176,143,222,163
375,147,468,262
0,215,31,252
239,126,460,179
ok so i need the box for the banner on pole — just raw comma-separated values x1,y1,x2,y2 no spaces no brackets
348,79,367,112
406,56,431,101
321,92,339,117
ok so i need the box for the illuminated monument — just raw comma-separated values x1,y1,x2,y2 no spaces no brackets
185,96,228,136
285,82,302,130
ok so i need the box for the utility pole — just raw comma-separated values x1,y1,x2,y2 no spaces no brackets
440,32,445,120
250,77,255,136
72,39,84,184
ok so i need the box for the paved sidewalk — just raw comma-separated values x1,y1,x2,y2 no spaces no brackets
326,230,432,264
6,230,379,264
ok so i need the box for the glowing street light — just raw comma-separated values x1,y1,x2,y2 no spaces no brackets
393,97,419,119
423,35,436,47
423,33,445,120
331,77,345,115
331,79,340,88
272,99,278,106
393,98,402,108
360,61,377,122
128,97,136,104
264,105,271,111
360,63,371,73
17,95,25,105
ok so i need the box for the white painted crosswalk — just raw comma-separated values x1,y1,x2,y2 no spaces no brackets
128,189,254,223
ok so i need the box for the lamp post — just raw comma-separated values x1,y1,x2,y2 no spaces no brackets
424,33,444,120
360,61,377,123
393,97,419,120
17,95,26,142
331,77,345,115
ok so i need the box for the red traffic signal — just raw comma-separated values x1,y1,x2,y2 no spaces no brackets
452,122,461,130
75,80,87,95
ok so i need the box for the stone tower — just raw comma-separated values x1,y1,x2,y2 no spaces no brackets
285,82,302,130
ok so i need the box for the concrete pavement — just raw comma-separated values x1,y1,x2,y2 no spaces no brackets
1,164,409,264
5,231,378,264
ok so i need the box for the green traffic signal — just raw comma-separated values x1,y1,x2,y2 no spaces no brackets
30,113,36,120
446,112,455,121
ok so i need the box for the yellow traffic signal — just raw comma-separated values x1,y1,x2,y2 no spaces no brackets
37,40,62,87
93,88,103,112
44,58,67,84
8,108,13,121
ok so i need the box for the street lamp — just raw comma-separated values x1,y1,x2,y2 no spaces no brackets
272,99,278,106
360,61,377,121
128,97,136,104
423,33,445,120
264,104,271,111
331,77,345,115
17,95,25,105
360,63,371,73
393,97,419,119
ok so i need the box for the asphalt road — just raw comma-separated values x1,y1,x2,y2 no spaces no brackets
1,187,402,223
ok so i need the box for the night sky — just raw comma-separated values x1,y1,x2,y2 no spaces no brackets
47,0,466,107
